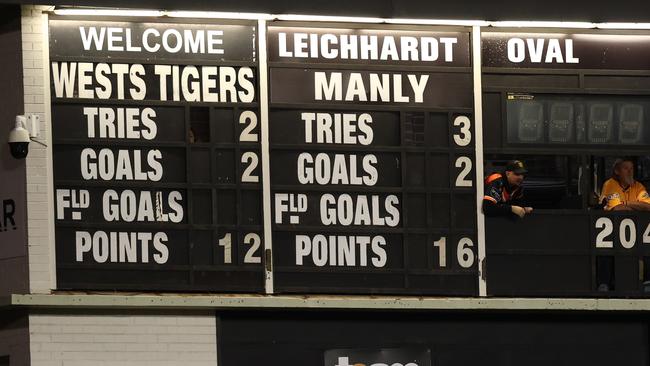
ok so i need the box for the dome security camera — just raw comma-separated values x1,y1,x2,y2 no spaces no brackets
8,116,30,159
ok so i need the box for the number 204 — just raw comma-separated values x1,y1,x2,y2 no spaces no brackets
594,217,650,249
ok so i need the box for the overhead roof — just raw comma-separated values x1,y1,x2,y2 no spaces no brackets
4,0,650,23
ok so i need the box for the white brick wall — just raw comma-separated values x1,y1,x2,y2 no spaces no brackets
29,313,218,366
21,5,56,293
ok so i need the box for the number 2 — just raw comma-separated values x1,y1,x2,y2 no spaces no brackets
595,217,614,248
455,157,472,187
239,111,258,142
241,152,259,183
244,233,261,264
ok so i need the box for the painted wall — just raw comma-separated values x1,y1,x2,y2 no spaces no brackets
0,4,28,296
0,310,30,366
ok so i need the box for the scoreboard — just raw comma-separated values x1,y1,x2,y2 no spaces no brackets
50,17,265,291
266,24,478,294
48,15,650,297
49,18,481,294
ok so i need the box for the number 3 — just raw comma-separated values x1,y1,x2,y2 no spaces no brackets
453,116,472,147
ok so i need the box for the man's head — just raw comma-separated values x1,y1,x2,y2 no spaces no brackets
613,158,635,187
505,160,527,186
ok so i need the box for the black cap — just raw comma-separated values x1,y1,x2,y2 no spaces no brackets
505,160,528,174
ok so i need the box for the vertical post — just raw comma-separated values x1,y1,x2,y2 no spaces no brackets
472,25,487,297
42,10,57,291
258,19,274,294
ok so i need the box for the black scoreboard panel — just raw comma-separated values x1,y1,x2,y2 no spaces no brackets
50,17,265,291
590,212,650,295
267,23,479,295
482,29,650,297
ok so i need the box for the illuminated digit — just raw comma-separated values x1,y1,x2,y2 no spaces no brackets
218,233,232,264
241,152,259,183
595,217,614,248
455,157,473,187
433,237,447,268
457,237,475,268
619,218,636,249
239,111,258,142
453,116,472,146
243,233,261,264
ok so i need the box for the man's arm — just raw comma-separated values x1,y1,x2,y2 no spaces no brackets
483,197,513,216
483,199,527,217
601,180,622,211
631,187,650,211
611,203,634,211
483,180,510,217
625,202,650,211
510,187,533,214
482,182,526,217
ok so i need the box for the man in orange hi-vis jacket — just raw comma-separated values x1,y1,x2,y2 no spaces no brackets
483,160,534,218
600,158,650,211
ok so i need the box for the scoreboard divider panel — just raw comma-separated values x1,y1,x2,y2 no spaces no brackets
258,19,275,294
471,25,487,296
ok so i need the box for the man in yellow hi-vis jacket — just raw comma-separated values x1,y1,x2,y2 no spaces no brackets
600,158,650,211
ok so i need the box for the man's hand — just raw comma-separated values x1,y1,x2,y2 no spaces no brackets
511,205,526,218
524,207,533,214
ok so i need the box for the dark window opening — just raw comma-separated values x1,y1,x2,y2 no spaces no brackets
596,256,615,292
591,155,650,208
189,107,210,143
484,154,582,209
